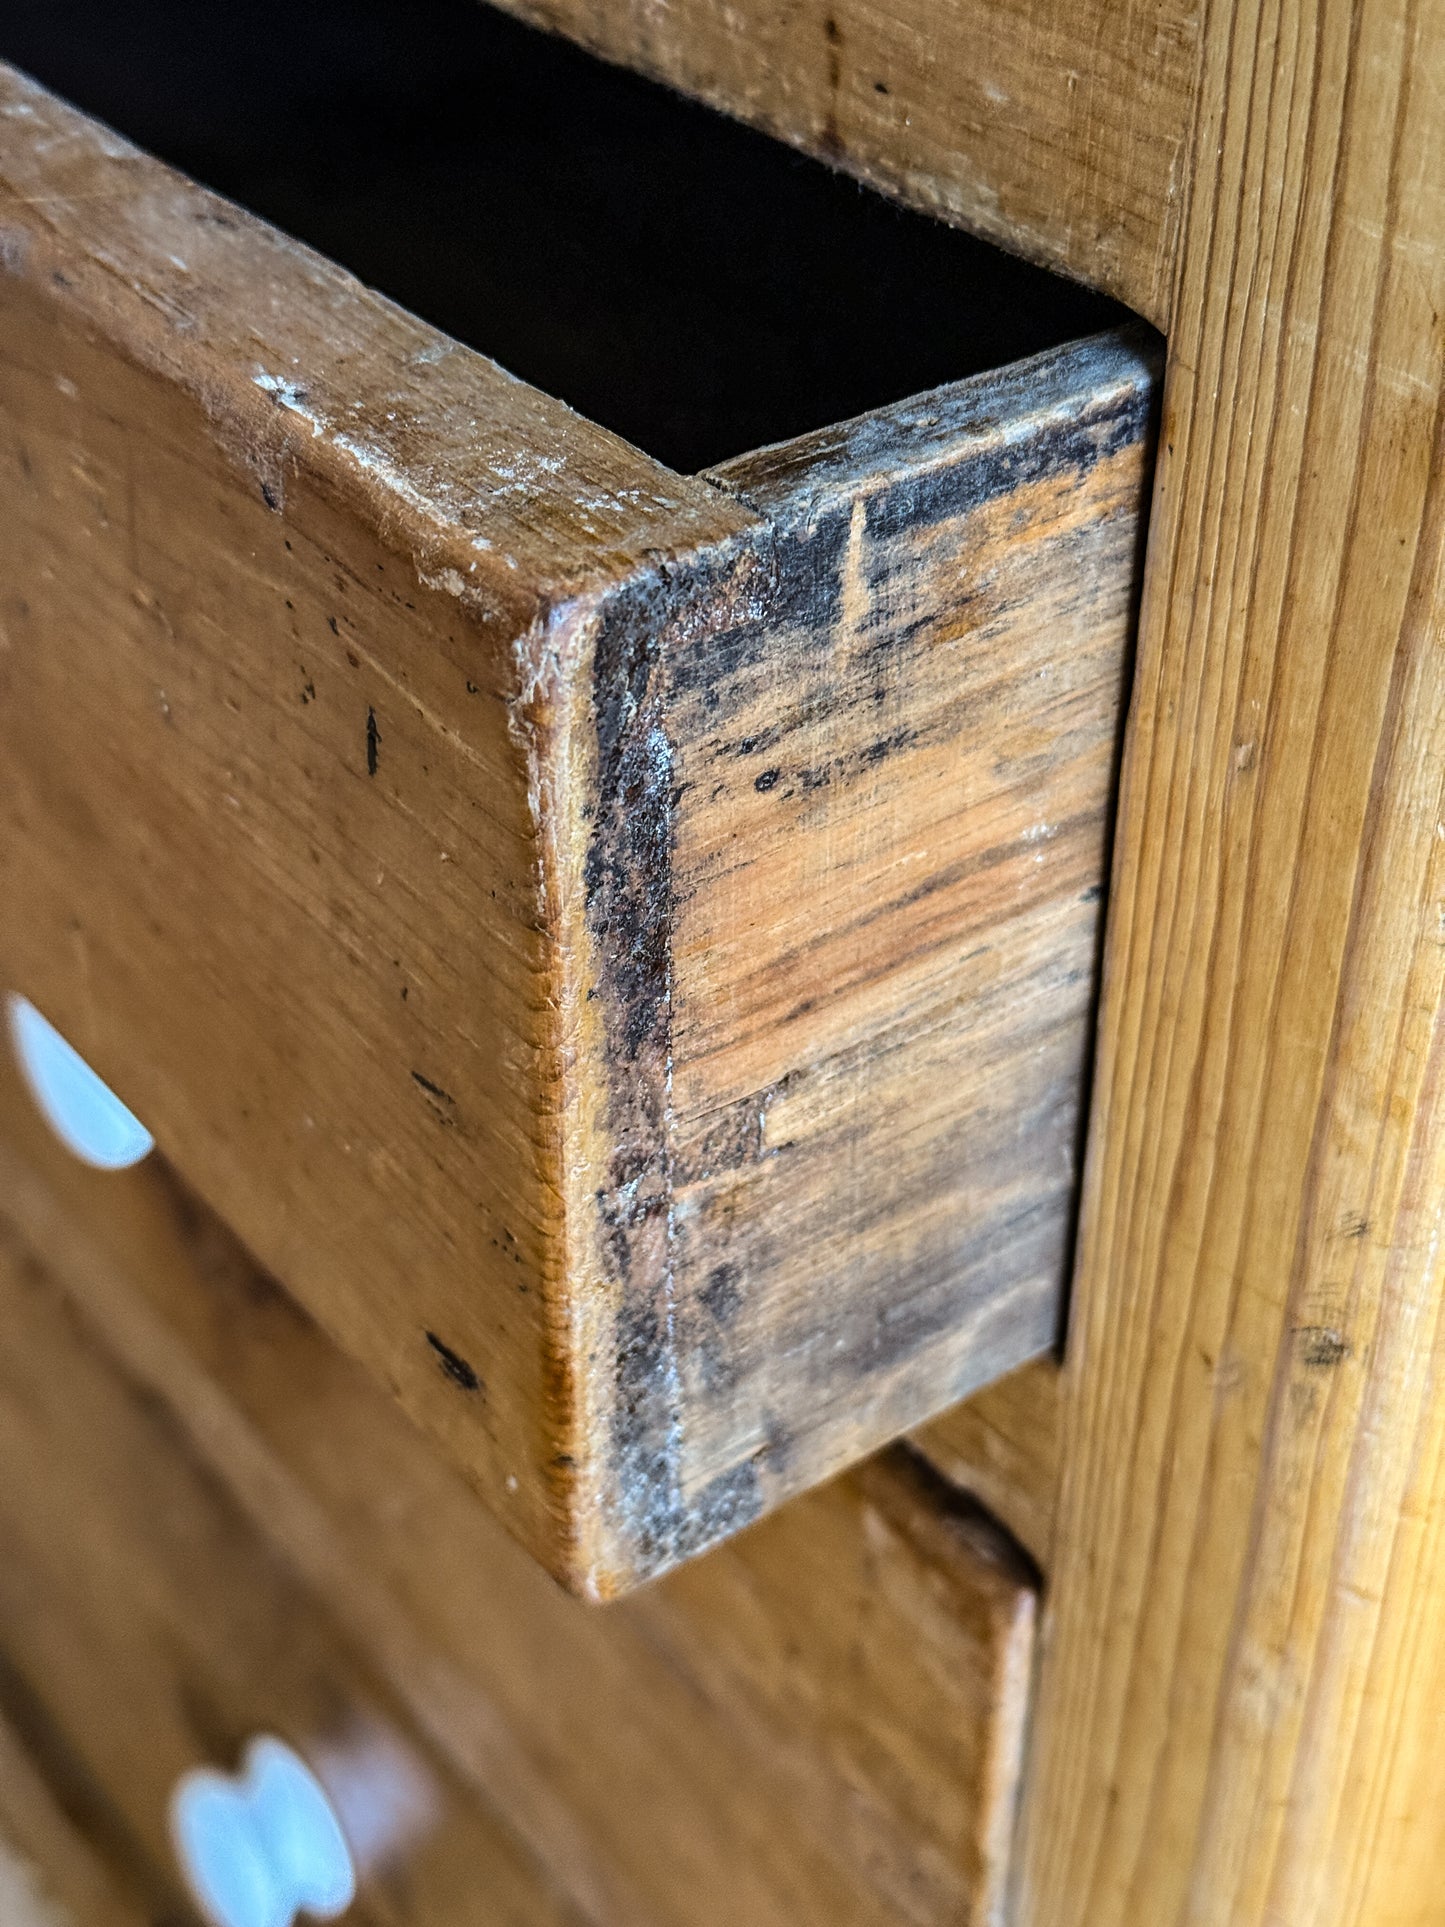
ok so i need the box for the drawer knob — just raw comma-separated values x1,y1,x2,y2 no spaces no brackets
170,1736,356,1927
5,993,153,1169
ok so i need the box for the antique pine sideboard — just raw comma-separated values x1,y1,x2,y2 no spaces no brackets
0,0,1439,1920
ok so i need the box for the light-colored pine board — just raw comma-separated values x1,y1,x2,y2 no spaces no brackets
910,1356,1060,1570
0,68,1155,1591
0,1054,1038,1927
486,0,1196,324
1016,0,1445,1913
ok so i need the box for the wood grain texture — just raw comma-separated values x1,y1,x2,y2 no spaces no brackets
591,331,1158,1579
0,68,1155,1591
486,0,1197,324
1016,0,1445,1912
911,1357,1060,1570
0,1051,1038,1927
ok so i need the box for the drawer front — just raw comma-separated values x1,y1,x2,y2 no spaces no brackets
0,1051,1037,1927
0,60,1157,1591
0,1707,154,1927
0,1218,589,1926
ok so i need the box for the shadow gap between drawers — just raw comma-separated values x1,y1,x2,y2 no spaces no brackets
0,0,1133,472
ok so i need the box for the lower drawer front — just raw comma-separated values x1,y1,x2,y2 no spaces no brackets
0,1049,1036,1927
0,1705,155,1927
0,1208,587,1927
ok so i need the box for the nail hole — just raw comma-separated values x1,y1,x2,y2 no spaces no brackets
6,993,154,1169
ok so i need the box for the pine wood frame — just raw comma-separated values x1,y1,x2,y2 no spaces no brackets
1015,0,1445,1915
595,0,1445,1903
588,0,1445,1900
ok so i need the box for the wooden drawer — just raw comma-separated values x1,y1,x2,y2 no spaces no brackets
0,1221,588,1927
0,1048,1037,1927
0,1,1158,1592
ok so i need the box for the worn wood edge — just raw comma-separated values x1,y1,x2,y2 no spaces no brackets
0,64,752,624
706,326,1163,509
565,336,1158,1595
491,537,784,1596
549,536,775,1596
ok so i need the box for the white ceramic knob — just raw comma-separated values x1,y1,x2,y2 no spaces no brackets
6,993,153,1169
170,1737,356,1927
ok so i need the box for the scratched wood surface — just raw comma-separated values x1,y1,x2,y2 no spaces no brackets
0,65,752,1594
0,1046,1038,1927
0,68,1155,1592
488,0,1197,323
1013,0,1445,1911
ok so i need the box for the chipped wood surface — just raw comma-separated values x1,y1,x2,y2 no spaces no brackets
0,68,1155,1592
1015,0,1445,1912
489,0,1197,324
0,1056,1038,1927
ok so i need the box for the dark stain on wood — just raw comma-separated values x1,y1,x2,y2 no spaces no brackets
411,1069,457,1106
864,376,1151,543
1298,1326,1352,1369
571,330,1161,1584
821,14,844,157
585,570,690,1568
426,1329,483,1392
585,545,772,1573
700,1262,743,1324
365,703,381,775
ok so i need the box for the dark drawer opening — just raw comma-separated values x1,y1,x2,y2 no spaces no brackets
1,0,1130,472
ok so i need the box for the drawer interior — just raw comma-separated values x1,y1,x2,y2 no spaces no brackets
3,0,1126,471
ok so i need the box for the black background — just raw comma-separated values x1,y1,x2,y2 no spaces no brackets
0,0,1131,469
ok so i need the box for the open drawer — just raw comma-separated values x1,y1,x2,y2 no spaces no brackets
0,0,1158,1594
